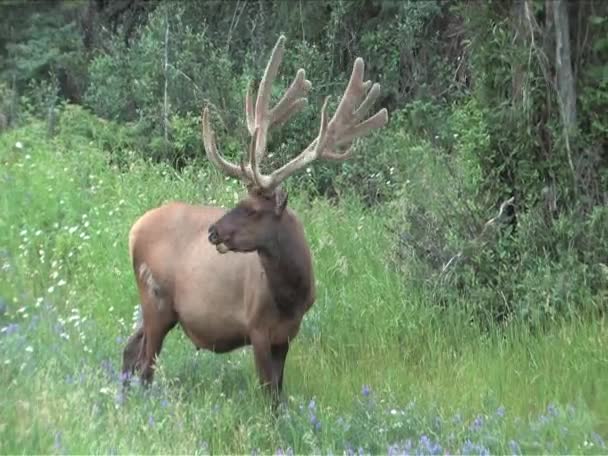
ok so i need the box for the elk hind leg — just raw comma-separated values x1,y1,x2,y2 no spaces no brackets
129,264,177,386
121,319,144,385
139,291,177,385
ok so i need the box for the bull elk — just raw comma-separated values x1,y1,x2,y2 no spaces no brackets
121,35,388,398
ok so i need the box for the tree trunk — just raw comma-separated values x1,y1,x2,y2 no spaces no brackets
552,0,576,132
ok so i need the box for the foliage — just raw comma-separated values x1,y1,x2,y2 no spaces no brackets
1,122,607,453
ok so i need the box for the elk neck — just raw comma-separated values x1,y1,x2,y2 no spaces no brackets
257,212,313,317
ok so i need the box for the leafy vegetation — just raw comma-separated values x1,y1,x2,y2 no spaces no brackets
1,120,607,454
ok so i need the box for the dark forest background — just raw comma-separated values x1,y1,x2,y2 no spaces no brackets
1,0,607,328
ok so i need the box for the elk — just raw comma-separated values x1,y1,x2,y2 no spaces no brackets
121,35,388,398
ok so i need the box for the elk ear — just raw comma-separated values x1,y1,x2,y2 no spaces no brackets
274,189,288,216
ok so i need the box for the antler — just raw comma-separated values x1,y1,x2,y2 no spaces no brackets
201,35,388,191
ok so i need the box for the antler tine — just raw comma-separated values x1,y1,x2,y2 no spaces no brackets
270,68,312,127
248,56,388,191
316,58,387,160
247,35,286,166
201,107,245,179
244,35,313,182
255,35,286,125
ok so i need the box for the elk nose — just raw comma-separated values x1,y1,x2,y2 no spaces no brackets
208,225,219,244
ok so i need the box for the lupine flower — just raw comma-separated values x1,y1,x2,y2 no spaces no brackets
115,390,126,406
547,403,558,417
1,323,19,335
419,434,442,455
470,415,484,432
310,413,321,432
362,385,371,397
461,439,490,456
509,439,521,455
119,371,131,384
591,432,606,448
54,431,62,447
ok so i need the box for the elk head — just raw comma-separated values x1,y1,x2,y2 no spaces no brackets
202,35,388,254
208,187,289,254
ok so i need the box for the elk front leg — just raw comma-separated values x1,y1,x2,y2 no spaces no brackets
251,332,288,400
271,342,289,393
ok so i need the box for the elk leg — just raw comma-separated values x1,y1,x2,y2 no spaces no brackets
139,321,175,385
135,283,177,385
121,324,145,384
271,342,289,393
251,332,278,395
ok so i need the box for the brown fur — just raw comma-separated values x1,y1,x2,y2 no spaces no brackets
122,189,315,398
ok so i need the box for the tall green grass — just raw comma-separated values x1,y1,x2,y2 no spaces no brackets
0,118,606,454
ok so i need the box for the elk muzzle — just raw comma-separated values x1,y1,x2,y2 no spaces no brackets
208,224,230,254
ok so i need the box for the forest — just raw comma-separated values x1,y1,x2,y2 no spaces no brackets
1,0,607,454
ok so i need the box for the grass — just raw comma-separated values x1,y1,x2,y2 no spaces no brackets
0,113,607,454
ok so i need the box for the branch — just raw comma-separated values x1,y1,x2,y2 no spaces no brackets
163,11,170,154
441,197,515,276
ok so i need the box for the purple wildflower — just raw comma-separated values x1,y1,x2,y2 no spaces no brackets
387,444,401,456
310,413,321,432
148,414,155,427
509,439,521,455
119,371,131,384
100,359,115,378
418,434,442,455
54,431,63,452
1,322,19,335
496,406,506,418
547,403,558,417
198,441,209,454
470,415,484,432
461,440,489,456
388,439,413,456
362,385,371,397
115,391,125,406
591,432,606,448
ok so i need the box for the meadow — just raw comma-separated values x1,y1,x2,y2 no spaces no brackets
1,116,607,455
